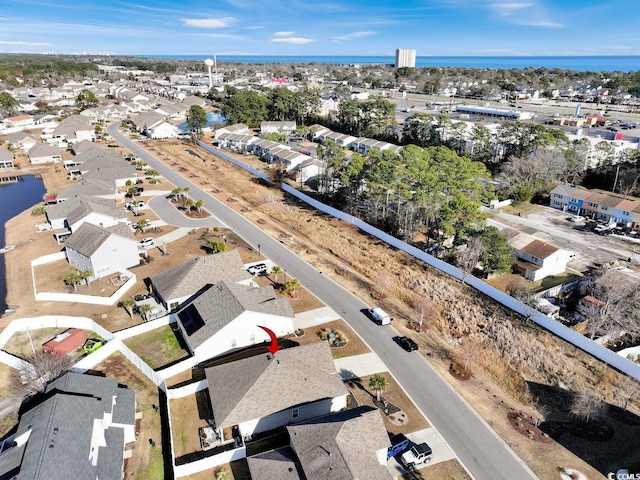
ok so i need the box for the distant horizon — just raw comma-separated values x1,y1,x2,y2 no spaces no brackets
2,1,639,57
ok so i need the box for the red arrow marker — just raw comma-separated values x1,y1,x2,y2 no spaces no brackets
258,325,281,354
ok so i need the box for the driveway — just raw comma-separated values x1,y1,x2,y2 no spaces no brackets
108,123,537,480
386,427,456,478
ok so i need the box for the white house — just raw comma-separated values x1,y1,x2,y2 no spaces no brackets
204,342,348,442
149,250,253,311
6,132,37,153
145,120,179,139
27,143,63,164
260,121,296,135
511,237,574,281
0,149,15,169
175,281,295,361
214,123,250,140
64,222,139,280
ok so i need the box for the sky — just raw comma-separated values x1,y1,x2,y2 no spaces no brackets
1,0,639,57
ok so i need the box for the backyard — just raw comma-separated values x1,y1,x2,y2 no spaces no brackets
123,324,190,369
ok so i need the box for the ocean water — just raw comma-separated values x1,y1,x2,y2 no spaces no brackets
139,55,640,72
0,175,46,313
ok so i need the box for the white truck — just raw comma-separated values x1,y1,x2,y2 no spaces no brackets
367,307,392,325
400,442,432,468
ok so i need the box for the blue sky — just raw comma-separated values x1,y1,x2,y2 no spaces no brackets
1,0,639,56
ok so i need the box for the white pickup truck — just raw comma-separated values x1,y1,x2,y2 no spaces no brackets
367,307,392,325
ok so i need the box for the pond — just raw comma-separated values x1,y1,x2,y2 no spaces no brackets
0,175,46,313
177,111,226,131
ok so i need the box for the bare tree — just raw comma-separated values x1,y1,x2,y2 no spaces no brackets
570,391,605,423
614,375,640,410
412,294,433,329
506,276,536,319
585,270,640,341
532,397,551,427
10,351,72,401
457,236,484,283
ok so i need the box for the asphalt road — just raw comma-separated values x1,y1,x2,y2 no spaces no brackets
108,124,537,480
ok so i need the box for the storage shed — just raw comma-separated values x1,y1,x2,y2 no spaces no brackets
42,328,85,355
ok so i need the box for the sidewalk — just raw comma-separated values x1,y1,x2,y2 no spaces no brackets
153,226,192,247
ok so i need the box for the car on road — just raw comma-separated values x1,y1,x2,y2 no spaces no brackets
247,263,268,275
400,442,433,467
138,237,155,248
366,307,392,325
394,336,418,352
387,433,411,458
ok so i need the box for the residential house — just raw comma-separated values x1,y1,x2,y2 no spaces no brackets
204,342,348,443
3,114,34,130
66,200,130,233
6,132,37,153
45,196,125,242
42,114,94,147
65,222,139,279
260,121,297,135
57,178,118,201
613,199,640,227
247,448,305,480
285,406,392,480
129,111,179,139
512,238,574,281
214,123,250,140
0,372,135,480
27,143,63,164
550,184,583,213
149,250,253,311
0,149,14,169
175,280,295,361
71,139,106,155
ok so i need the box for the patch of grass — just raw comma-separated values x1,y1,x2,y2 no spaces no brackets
123,325,189,369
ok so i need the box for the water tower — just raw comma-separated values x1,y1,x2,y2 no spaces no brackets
204,58,214,88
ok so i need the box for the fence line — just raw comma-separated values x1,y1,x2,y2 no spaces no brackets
173,446,246,478
197,141,640,380
166,379,208,399
198,142,270,182
113,315,174,340
157,356,200,381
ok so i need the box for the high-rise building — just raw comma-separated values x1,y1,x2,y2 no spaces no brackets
395,48,416,68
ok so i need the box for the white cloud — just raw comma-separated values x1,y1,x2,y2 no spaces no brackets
488,2,562,28
270,37,314,44
520,20,562,28
274,31,295,37
0,40,51,46
333,31,375,41
182,17,235,28
489,2,535,16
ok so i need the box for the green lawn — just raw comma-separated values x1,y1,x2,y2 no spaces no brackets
123,325,190,369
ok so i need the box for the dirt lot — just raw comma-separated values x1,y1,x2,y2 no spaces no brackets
169,391,211,458
144,138,638,478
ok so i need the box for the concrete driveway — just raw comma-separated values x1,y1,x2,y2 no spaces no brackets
386,427,457,478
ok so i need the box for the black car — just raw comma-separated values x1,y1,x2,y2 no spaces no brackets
394,336,418,352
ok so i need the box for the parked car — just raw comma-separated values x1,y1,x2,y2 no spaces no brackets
247,263,268,275
567,215,584,223
133,293,150,302
82,339,104,354
125,201,145,210
366,307,392,325
394,336,418,352
138,237,155,248
400,442,433,468
387,433,411,458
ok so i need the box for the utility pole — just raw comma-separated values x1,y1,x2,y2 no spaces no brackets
612,163,621,193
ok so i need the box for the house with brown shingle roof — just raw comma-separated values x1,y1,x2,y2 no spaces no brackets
175,280,294,361
512,238,574,281
204,342,348,442
149,250,253,310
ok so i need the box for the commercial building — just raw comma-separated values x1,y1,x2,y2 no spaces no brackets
395,48,416,68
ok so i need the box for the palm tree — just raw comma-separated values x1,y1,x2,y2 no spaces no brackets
182,186,191,199
64,269,82,292
184,198,195,212
138,303,153,321
270,265,283,284
136,219,150,233
368,373,389,402
121,299,136,318
80,269,93,286
170,187,182,200
195,199,204,213
285,278,301,298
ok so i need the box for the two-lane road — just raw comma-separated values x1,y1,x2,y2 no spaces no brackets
108,124,538,480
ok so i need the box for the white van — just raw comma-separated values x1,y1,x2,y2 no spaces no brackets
367,307,392,325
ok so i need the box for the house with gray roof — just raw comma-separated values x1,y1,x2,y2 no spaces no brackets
0,149,14,169
6,132,37,153
0,372,136,480
149,250,253,311
204,342,348,442
247,447,304,480
176,280,295,361
57,178,117,201
42,114,94,147
70,139,107,155
27,143,64,164
286,406,392,480
46,196,117,230
65,222,139,279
